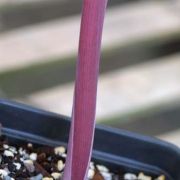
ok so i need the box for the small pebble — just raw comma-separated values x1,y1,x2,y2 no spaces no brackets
13,162,21,170
47,156,52,161
20,157,24,162
18,148,26,156
90,162,95,170
4,150,14,157
57,160,64,171
61,153,67,158
9,146,17,154
3,144,9,149
4,168,10,174
101,171,112,180
88,169,95,179
3,176,9,180
27,143,33,148
42,177,53,180
23,153,30,160
24,159,35,173
30,174,43,180
124,173,137,180
51,172,62,179
156,175,165,180
54,146,66,155
97,165,109,172
0,169,8,178
138,173,152,180
30,153,37,161
4,176,12,180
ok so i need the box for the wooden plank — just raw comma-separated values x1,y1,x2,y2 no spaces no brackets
158,129,180,147
0,1,180,72
0,0,135,31
21,54,180,130
1,32,180,98
113,101,180,136
0,0,46,6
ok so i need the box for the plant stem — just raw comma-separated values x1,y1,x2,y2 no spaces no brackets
63,0,108,179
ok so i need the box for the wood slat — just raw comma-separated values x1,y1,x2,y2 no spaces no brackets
21,54,180,126
0,1,180,72
0,0,136,32
158,129,180,147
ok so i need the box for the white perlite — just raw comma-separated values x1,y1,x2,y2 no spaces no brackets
155,175,166,180
13,163,21,170
54,146,66,155
0,169,8,178
51,172,62,179
96,164,109,172
42,177,53,180
101,171,112,180
30,153,37,161
87,169,95,179
3,150,14,157
24,159,35,173
124,173,137,180
138,173,152,180
9,146,17,154
57,160,64,171
3,144,9,149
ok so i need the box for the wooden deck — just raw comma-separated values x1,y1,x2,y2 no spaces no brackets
0,0,180,146
23,54,180,121
158,129,180,147
0,1,180,72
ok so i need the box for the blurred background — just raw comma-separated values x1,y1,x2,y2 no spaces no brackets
0,0,180,146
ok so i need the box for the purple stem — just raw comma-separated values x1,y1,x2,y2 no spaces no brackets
63,0,108,179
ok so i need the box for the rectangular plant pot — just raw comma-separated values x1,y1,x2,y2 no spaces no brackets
0,99,179,180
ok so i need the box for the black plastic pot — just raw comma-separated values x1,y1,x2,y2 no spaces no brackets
0,99,179,180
